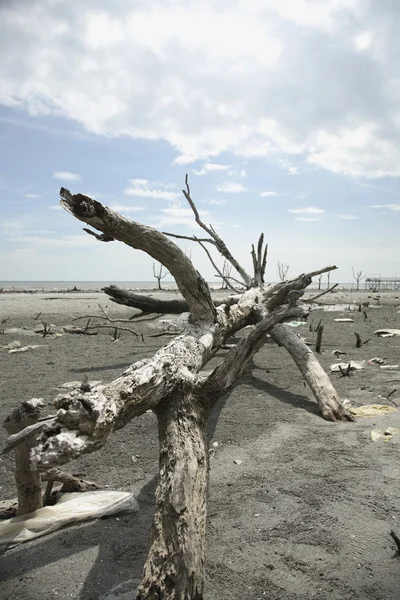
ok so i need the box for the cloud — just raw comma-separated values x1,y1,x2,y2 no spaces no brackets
3,1,400,177
151,203,209,229
124,178,180,200
295,217,321,222
337,213,360,219
260,191,277,197
371,204,400,211
108,204,145,213
193,162,231,176
48,205,63,211
288,167,299,176
288,207,325,214
10,234,96,248
23,193,40,198
53,171,81,181
207,198,228,205
216,182,247,193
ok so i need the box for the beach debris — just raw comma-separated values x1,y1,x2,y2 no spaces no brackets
287,320,306,328
0,340,21,351
368,357,385,365
315,324,324,353
212,441,219,448
375,329,400,338
332,349,347,357
233,459,243,465
334,318,354,323
8,344,47,354
63,325,98,335
0,490,138,545
354,332,362,348
380,365,399,370
349,404,397,418
370,427,400,442
330,360,365,373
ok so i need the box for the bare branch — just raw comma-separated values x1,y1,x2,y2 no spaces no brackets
197,240,241,294
60,188,216,323
305,283,339,303
203,305,307,396
181,175,253,286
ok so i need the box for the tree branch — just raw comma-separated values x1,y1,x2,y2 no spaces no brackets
181,175,253,287
60,188,216,324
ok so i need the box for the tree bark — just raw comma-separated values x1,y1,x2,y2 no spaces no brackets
103,286,191,313
270,324,352,421
3,399,44,514
60,189,216,324
136,385,209,599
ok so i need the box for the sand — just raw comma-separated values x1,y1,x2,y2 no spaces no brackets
1,288,400,599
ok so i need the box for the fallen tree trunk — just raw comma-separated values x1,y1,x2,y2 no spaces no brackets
270,324,352,422
2,183,351,599
136,385,209,599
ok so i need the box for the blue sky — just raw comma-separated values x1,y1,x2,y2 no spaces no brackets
1,0,399,284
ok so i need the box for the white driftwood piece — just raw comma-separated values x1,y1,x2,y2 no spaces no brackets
0,490,138,546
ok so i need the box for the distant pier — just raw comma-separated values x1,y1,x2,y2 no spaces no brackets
365,275,400,291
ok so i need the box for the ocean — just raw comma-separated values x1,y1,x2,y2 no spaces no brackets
0,280,366,293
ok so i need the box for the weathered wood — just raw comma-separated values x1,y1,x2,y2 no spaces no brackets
136,385,209,599
270,324,353,421
103,286,191,312
28,288,294,471
315,325,324,353
3,399,44,514
60,188,216,324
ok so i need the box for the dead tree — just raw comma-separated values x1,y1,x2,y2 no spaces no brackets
2,180,351,599
153,261,168,290
220,259,233,289
352,267,365,291
277,260,289,282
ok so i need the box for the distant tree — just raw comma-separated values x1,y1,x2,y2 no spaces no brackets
153,262,168,290
277,261,290,282
352,267,365,291
221,259,233,289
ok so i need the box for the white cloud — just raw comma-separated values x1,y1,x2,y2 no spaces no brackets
124,179,180,200
151,203,209,229
295,217,321,222
193,162,231,176
207,199,228,205
53,171,81,181
1,1,400,177
108,204,145,213
11,234,96,248
216,182,247,193
48,205,63,211
288,207,325,214
288,167,299,176
24,193,40,198
337,213,360,219
260,191,277,197
354,31,372,51
371,204,400,211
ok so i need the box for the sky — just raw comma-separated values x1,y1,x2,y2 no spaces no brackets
0,0,400,284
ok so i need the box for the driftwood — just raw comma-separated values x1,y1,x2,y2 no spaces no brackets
2,181,352,598
3,399,44,515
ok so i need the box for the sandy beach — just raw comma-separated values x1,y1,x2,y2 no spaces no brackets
1,288,400,599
